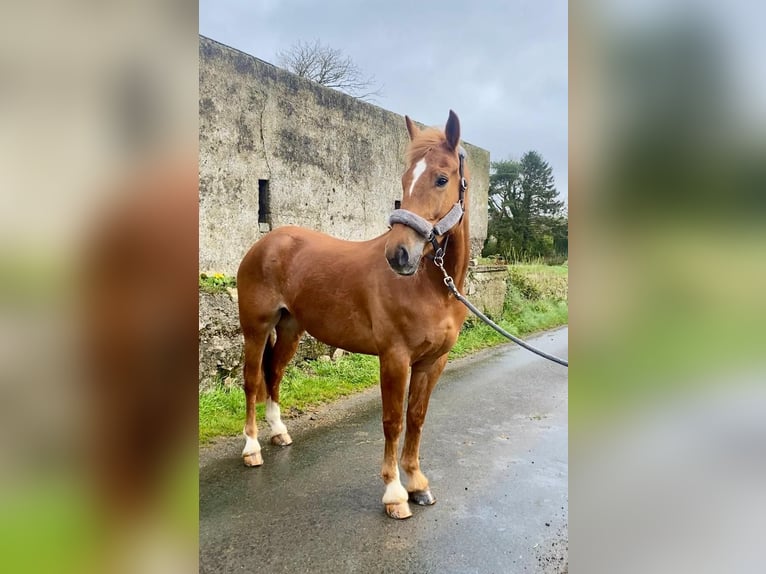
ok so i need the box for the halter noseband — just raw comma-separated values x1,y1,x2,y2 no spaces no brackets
388,146,468,258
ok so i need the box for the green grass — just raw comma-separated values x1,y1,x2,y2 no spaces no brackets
513,262,568,275
449,264,568,359
199,272,236,294
449,299,568,360
199,354,380,442
199,264,568,443
199,386,249,442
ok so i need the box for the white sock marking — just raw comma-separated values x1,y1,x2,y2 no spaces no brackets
408,158,427,196
265,398,288,437
242,429,261,456
382,465,408,504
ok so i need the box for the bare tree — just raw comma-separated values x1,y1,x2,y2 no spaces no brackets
276,39,383,102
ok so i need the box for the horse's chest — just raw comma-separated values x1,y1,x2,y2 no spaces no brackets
404,315,459,358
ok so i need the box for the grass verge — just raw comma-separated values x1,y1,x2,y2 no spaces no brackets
200,264,567,443
199,272,236,294
199,354,380,442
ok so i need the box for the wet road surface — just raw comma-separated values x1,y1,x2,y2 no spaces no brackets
200,327,568,573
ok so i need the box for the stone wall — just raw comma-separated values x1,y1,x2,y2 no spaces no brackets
199,289,338,392
198,290,242,392
199,35,490,275
464,265,509,319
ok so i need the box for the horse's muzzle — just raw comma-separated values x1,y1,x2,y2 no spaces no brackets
386,244,421,275
386,224,427,276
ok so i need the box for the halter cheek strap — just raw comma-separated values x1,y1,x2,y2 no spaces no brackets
388,146,468,256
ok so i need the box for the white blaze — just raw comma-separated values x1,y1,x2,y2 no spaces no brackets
408,159,427,196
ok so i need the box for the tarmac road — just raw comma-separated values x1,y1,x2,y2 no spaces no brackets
200,327,568,573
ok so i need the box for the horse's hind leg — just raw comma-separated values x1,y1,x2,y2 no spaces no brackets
263,311,303,447
241,322,277,467
400,354,448,506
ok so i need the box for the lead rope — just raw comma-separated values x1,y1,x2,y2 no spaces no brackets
433,253,569,367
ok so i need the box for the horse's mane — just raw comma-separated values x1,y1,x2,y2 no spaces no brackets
406,127,448,167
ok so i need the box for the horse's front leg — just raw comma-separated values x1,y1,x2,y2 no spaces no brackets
401,354,448,507
379,352,411,519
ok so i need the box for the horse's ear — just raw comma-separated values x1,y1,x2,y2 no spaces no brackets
405,115,420,140
445,110,460,151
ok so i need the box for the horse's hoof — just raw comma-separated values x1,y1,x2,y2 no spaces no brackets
243,452,263,467
270,433,293,446
385,502,412,520
408,489,436,506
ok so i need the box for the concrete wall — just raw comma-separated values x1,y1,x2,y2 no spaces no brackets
199,36,490,274
465,265,508,319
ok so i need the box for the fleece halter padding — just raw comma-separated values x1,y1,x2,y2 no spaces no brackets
388,202,464,242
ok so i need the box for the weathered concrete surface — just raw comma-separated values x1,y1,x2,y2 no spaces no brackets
465,265,508,319
199,36,490,274
199,327,568,573
198,290,243,391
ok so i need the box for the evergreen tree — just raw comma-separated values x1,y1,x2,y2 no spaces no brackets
483,150,566,262
486,159,521,258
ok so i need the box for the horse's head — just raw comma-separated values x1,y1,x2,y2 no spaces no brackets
386,110,467,275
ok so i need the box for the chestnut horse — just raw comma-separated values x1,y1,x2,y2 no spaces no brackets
237,110,470,519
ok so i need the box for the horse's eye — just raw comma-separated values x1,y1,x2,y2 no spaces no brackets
436,176,449,187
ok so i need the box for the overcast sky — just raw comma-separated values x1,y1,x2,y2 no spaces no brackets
199,0,568,202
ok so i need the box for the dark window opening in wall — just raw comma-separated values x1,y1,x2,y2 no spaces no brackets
258,179,270,224
394,200,401,210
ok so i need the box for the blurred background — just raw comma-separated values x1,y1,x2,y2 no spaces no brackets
570,0,766,572
0,1,198,573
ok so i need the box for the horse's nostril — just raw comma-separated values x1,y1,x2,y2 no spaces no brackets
396,246,409,268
